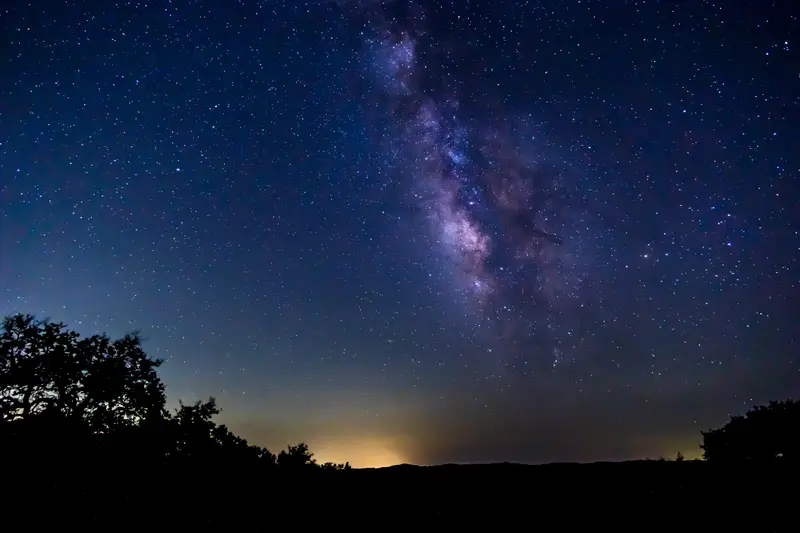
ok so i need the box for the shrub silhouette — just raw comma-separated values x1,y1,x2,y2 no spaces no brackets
701,399,799,461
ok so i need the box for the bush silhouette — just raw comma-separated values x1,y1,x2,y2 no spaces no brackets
701,399,799,462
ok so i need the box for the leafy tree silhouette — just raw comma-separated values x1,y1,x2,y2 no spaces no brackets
0,314,165,429
701,399,799,462
0,314,169,469
169,396,277,467
278,442,317,470
0,313,325,478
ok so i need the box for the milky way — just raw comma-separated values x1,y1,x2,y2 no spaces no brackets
355,5,597,369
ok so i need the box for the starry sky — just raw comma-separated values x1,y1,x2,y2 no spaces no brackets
1,0,797,467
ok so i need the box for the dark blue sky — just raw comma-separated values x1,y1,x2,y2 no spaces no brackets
2,0,797,466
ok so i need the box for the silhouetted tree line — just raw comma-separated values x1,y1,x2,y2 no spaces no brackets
1,313,797,526
3,313,798,479
0,314,350,474
701,399,799,462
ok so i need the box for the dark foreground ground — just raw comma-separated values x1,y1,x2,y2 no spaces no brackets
4,460,794,528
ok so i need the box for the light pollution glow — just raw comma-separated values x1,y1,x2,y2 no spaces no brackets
311,436,408,468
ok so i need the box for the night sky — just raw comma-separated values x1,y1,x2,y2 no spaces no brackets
2,0,797,467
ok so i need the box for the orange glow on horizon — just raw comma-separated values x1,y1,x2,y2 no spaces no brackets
312,437,406,469
650,438,704,461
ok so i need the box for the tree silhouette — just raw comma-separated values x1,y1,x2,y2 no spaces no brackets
0,314,165,430
278,442,317,470
0,313,369,526
169,396,276,467
0,313,331,477
701,399,799,462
